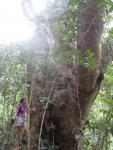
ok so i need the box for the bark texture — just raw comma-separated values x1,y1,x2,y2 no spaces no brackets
27,1,105,150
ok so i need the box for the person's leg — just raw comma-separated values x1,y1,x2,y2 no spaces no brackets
17,126,22,145
16,117,23,146
18,126,21,140
21,120,28,145
24,127,27,140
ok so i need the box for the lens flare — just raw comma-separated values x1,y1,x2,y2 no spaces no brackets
0,0,50,44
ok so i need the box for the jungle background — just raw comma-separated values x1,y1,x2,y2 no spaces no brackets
0,0,113,150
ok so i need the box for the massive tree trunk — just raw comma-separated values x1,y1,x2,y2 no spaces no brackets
27,1,105,150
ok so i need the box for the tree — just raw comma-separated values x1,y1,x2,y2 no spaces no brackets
22,0,113,149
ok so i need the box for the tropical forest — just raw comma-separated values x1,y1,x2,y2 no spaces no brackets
0,0,113,150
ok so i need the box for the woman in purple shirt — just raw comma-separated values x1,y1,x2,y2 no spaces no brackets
15,98,28,146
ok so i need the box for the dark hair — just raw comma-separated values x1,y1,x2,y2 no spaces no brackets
20,98,25,103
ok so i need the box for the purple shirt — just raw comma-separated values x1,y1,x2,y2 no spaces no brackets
17,103,27,118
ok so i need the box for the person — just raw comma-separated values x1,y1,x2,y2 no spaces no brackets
14,98,28,146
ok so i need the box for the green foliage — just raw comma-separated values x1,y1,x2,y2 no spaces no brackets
0,0,113,149
84,63,113,149
84,50,100,69
105,0,113,13
55,49,99,69
0,48,27,126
